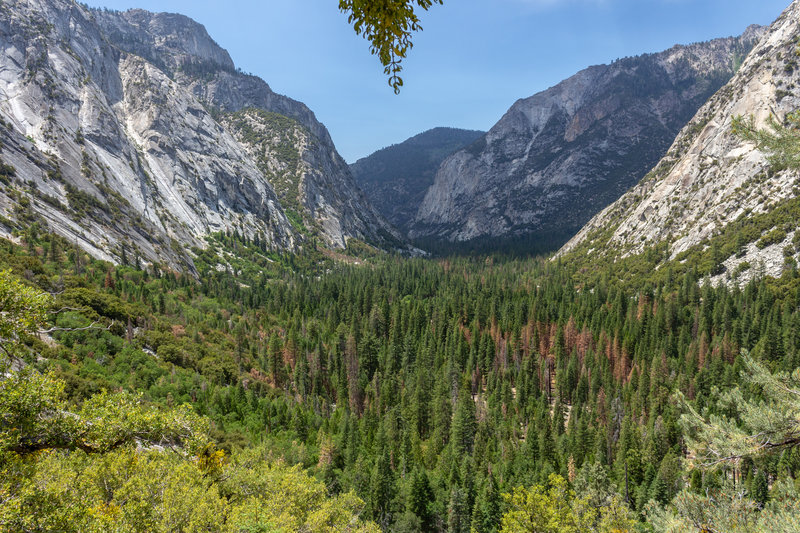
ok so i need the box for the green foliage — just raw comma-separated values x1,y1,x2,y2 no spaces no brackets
647,353,800,532
751,470,769,507
0,268,378,532
757,227,788,249
223,108,305,214
473,472,502,533
0,269,50,351
1,371,208,456
0,445,379,532
62,180,136,225
0,159,15,186
679,353,800,468
64,183,104,218
3,212,800,532
344,238,382,260
339,0,443,93
408,468,435,530
646,481,800,533
564,194,800,287
192,230,328,285
574,463,612,503
732,111,800,171
500,474,636,533
223,447,379,532
59,286,140,321
285,208,308,234
500,475,592,533
0,272,209,459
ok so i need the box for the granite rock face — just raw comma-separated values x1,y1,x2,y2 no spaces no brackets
94,7,401,251
410,27,764,252
559,0,800,283
0,0,399,269
219,108,400,249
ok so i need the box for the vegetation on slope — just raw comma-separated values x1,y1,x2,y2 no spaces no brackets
561,190,800,288
221,108,307,216
0,245,378,532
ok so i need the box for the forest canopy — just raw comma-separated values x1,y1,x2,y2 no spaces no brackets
0,268,379,532
1,224,799,531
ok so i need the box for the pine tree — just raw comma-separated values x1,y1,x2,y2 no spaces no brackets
680,353,800,466
471,472,501,533
408,468,435,530
450,387,477,457
370,443,396,525
267,332,286,389
447,486,469,533
732,111,800,171
751,470,769,508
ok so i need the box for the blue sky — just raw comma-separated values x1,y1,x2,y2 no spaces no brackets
85,0,790,162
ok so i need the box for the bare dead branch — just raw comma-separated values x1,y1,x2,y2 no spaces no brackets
48,306,87,314
39,320,115,334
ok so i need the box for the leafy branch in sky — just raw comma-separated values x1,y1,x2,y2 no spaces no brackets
339,0,443,93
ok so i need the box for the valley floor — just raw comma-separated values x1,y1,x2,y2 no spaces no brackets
1,225,800,532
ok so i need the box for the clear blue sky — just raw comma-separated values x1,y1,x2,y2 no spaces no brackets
84,0,790,162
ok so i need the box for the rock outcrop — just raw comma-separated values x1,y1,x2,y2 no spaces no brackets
93,7,401,251
0,0,400,269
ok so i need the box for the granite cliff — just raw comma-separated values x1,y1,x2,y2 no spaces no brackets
350,127,484,233
0,0,400,270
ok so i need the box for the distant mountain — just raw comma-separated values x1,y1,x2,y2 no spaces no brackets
409,27,765,254
559,0,800,285
350,127,484,232
0,0,403,271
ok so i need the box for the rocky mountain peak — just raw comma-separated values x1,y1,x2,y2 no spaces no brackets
0,0,404,269
92,8,236,74
93,7,337,148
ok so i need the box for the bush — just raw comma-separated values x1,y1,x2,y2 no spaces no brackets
59,287,139,321
757,228,787,249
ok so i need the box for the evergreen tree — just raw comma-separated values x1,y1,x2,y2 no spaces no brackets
751,470,769,508
451,387,477,457
408,468,435,530
370,443,396,525
472,472,501,533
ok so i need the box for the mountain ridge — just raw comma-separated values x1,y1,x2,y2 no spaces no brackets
350,127,485,233
409,28,765,253
92,5,405,252
558,0,800,285
0,0,405,272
